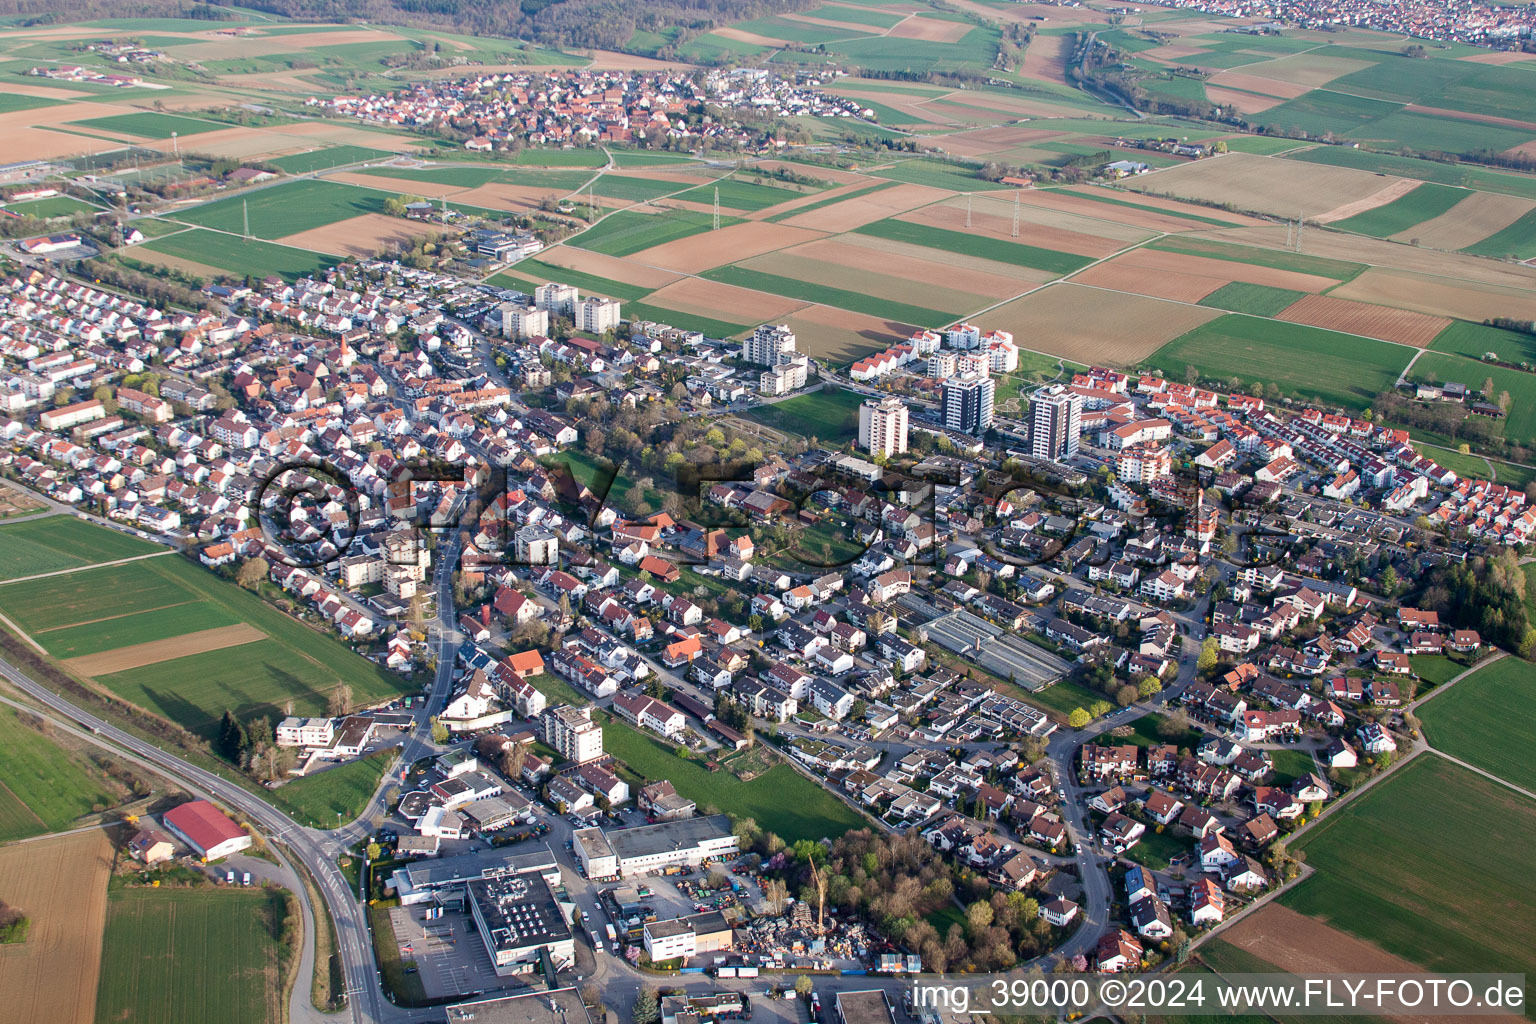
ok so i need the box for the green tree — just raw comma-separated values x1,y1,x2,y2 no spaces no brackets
366,841,382,860
1068,707,1091,728
794,976,814,999
633,987,660,1024
1380,565,1400,597
1197,636,1219,676
430,716,450,744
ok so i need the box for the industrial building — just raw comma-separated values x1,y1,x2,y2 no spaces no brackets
572,814,738,879
467,873,575,975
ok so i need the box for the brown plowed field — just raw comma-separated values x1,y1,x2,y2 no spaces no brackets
713,26,792,46
976,282,1219,363
628,221,824,273
1205,70,1309,99
934,125,1068,159
1107,247,1340,292
1275,293,1449,347
743,249,989,313
1074,185,1264,225
329,170,466,200
780,182,946,232
1198,222,1536,285
1015,189,1211,233
0,829,112,1024
888,16,970,41
276,213,433,257
1332,267,1536,322
65,622,265,676
779,236,1034,297
643,277,808,322
1127,151,1400,218
120,245,224,279
1072,260,1226,302
1020,34,1072,86
898,197,1147,256
1389,190,1535,250
836,231,1057,286
1206,86,1286,115
534,246,681,289
783,304,917,362
1459,49,1536,63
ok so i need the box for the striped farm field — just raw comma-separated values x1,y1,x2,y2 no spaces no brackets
1274,293,1451,347
701,264,957,328
0,556,411,740
1329,182,1470,238
853,217,1094,275
1460,207,1536,260
570,208,737,257
0,515,159,582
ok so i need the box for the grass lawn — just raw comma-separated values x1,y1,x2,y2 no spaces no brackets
1197,281,1309,317
1268,747,1319,788
601,719,868,843
1283,754,1536,976
0,703,117,841
741,387,866,444
702,265,955,328
1409,653,1471,688
174,179,386,238
96,887,289,1024
570,208,738,257
70,111,225,139
1024,678,1110,719
1330,182,1468,238
139,227,336,281
1419,656,1536,792
0,556,412,741
268,145,392,173
1147,314,1412,412
1121,711,1201,750
853,217,1094,276
0,515,159,581
268,751,393,827
1125,825,1186,871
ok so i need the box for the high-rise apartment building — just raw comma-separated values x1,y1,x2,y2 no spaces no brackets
858,396,909,458
1030,384,1084,463
941,374,995,435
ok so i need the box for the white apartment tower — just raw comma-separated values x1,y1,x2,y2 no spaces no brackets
502,303,549,340
858,396,909,458
542,704,603,763
742,324,797,366
941,374,995,435
1030,384,1084,463
576,296,621,334
534,282,579,317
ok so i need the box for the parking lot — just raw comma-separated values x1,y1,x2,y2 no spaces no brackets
388,904,517,1000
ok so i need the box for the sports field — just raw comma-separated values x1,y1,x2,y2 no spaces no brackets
139,228,336,280
1283,754,1536,977
0,515,159,582
1146,314,1411,411
172,179,386,238
268,750,393,827
5,195,99,218
1419,657,1535,792
0,555,411,740
0,704,118,842
601,718,867,843
96,887,290,1024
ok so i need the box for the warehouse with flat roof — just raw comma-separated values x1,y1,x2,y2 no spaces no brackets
572,814,738,879
467,874,574,976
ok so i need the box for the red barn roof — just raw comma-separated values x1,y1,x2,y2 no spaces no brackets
162,799,243,853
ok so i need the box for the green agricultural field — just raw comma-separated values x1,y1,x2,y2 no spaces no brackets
1050,187,1235,227
354,164,503,188
1409,653,1470,690
623,301,752,339
268,751,393,827
96,887,290,1024
1331,182,1469,237
0,556,412,740
1348,110,1533,157
1411,440,1492,482
1412,350,1536,447
513,148,606,167
0,704,118,841
601,719,868,843
69,111,225,139
1460,208,1536,260
268,145,392,173
1219,135,1312,155
1147,315,1412,411
1147,236,1366,280
606,149,700,168
741,387,866,444
1283,755,1536,977
570,208,736,257
701,265,955,328
854,218,1094,275
0,92,65,113
588,175,692,202
1419,657,1535,791
491,258,653,302
139,228,336,281
1197,281,1309,316
173,179,386,238
0,515,159,582
1429,319,1536,366
866,157,995,192
676,176,810,212
5,194,99,218
1254,90,1398,137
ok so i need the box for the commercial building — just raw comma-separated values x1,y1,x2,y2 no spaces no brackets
161,799,251,861
858,396,909,458
576,296,621,334
444,990,592,1024
391,846,560,906
467,873,575,975
741,324,796,366
1030,384,1083,463
276,716,335,748
941,374,994,435
642,910,733,961
572,814,738,879
542,704,603,763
